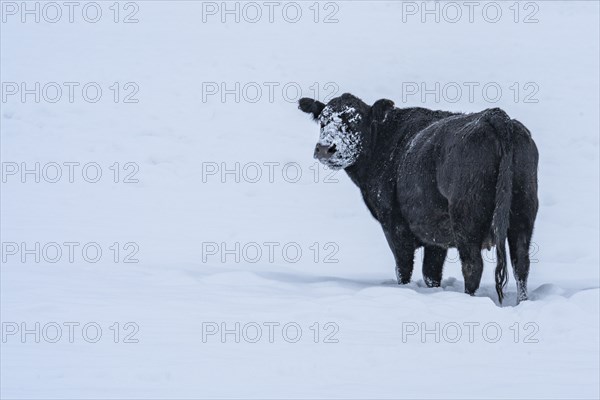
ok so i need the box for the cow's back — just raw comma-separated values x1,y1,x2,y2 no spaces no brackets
395,111,504,247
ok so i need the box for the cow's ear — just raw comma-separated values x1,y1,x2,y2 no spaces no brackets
298,98,326,121
370,99,395,122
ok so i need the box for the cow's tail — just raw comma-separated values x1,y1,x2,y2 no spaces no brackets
486,108,514,304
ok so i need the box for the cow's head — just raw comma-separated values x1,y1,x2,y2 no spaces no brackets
298,93,394,170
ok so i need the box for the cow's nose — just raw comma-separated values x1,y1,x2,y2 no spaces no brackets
314,143,337,160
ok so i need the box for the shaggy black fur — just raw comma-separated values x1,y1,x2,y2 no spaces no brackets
299,93,539,303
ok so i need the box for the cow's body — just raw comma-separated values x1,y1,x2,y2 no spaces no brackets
299,94,538,303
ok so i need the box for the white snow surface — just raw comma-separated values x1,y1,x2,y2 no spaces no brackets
1,2,599,399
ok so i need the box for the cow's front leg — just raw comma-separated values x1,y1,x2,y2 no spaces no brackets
422,246,447,287
383,224,418,285
395,244,416,285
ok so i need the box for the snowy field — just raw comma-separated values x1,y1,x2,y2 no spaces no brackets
1,1,599,399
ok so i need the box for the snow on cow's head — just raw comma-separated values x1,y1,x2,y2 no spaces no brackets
298,93,370,170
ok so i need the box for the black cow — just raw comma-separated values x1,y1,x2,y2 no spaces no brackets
299,93,538,304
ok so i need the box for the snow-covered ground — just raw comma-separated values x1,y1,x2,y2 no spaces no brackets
1,1,599,398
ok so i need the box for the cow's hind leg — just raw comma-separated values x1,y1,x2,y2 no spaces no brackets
422,246,447,287
508,230,531,302
508,209,536,302
456,244,484,295
450,204,489,296
508,138,538,303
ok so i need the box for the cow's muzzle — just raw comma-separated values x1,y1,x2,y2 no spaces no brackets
314,143,337,160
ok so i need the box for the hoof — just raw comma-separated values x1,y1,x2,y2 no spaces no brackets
517,294,528,304
396,269,412,285
424,277,440,288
